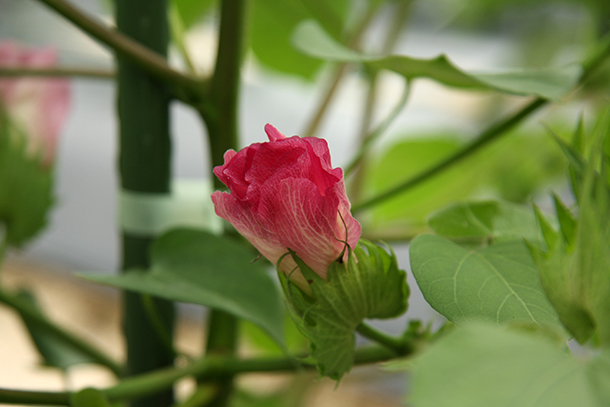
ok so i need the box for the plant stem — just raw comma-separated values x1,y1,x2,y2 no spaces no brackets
300,3,380,137
35,0,197,92
0,67,113,79
115,0,175,406
0,287,122,376
197,1,247,406
200,0,245,177
351,32,610,213
352,98,546,212
356,322,412,355
344,80,410,178
0,345,402,405
348,0,412,202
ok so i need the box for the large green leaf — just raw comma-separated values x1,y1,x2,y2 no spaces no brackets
15,290,99,370
409,234,560,327
281,240,408,380
428,200,542,245
408,322,610,407
84,228,285,347
292,20,581,99
0,112,54,247
249,0,350,78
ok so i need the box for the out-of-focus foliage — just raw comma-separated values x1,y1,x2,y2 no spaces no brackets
293,20,581,99
0,114,54,248
406,322,610,407
359,127,567,240
172,0,216,29
249,0,353,79
15,290,99,371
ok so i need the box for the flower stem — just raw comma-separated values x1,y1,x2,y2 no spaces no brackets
197,1,247,406
0,345,402,405
0,287,122,376
352,33,610,213
356,322,412,355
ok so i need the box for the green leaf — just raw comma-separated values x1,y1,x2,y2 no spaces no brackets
428,200,542,245
16,290,98,370
280,240,409,380
172,0,216,29
292,20,581,99
249,0,350,78
84,228,285,347
360,128,567,239
241,315,308,356
409,234,560,327
409,322,610,407
0,112,54,247
70,388,111,407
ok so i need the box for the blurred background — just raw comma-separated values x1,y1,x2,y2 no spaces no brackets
1,0,608,404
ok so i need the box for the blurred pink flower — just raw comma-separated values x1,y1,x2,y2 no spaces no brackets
0,41,70,166
212,124,361,290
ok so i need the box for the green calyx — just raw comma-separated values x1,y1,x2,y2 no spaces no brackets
278,239,409,380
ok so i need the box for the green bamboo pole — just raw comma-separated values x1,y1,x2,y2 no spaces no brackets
115,1,174,406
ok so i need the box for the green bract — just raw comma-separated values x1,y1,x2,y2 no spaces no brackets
278,239,409,380
529,119,610,345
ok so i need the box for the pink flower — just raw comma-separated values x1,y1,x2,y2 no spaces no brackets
0,41,70,167
212,124,361,290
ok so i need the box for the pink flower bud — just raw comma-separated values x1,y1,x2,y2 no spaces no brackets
212,124,361,289
0,41,70,167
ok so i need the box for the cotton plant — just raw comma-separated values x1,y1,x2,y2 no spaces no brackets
1,1,610,407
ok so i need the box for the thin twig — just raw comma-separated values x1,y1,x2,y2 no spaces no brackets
0,67,113,79
352,33,610,213
0,287,122,376
35,0,199,91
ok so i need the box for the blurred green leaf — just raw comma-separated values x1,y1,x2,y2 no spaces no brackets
428,200,542,245
84,228,285,348
410,234,560,327
172,0,216,29
70,388,111,407
249,0,350,78
16,290,99,371
281,240,408,380
0,112,54,248
293,20,581,99
241,315,308,356
360,128,567,239
408,322,610,407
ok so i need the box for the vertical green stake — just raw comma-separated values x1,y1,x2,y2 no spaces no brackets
115,1,174,407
